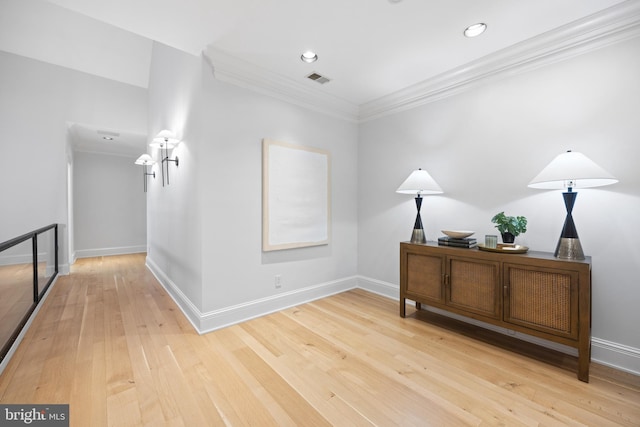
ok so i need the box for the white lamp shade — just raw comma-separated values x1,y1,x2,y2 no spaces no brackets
134,154,156,165
149,129,179,149
396,168,443,195
528,150,618,190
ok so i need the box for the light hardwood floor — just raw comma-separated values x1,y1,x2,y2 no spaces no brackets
0,254,638,426
0,263,34,346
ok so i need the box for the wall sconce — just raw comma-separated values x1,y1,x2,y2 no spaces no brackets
528,150,618,259
149,129,180,187
396,168,444,244
134,154,156,192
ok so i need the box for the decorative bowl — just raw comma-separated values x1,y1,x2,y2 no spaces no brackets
441,230,475,239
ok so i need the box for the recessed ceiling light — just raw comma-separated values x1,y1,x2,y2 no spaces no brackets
301,51,318,63
464,23,487,38
102,136,114,141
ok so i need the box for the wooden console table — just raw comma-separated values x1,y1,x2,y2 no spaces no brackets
400,242,592,382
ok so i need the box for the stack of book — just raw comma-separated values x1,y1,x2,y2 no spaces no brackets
437,236,477,248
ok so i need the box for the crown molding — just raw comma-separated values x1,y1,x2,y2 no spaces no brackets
203,1,640,124
359,0,640,122
203,48,360,122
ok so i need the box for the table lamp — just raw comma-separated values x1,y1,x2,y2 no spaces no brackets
528,150,617,259
396,168,443,243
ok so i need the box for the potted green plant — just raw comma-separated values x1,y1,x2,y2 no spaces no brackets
491,212,527,244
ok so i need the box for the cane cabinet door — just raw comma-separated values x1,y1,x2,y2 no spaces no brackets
405,252,445,304
446,257,501,320
503,263,579,340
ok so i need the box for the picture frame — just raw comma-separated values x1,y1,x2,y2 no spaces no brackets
262,139,330,251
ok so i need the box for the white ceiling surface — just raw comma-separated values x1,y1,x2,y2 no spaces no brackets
42,0,628,106
0,0,153,88
68,124,147,158
1,0,634,154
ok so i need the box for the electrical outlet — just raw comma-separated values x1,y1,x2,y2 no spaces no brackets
274,274,282,289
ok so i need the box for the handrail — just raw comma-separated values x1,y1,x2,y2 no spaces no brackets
0,223,58,252
0,223,59,365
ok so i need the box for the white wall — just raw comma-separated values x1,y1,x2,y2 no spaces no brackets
5,7,634,374
145,42,359,331
146,42,203,317
73,151,146,258
0,51,147,271
201,77,359,316
3,24,637,374
358,36,640,374
146,36,639,374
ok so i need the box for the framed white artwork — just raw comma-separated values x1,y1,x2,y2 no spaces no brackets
262,139,330,251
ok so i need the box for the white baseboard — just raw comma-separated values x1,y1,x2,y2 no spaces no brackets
592,337,640,376
145,256,202,332
0,253,31,266
0,252,54,266
75,245,146,259
358,276,578,354
59,263,70,275
140,265,640,377
356,276,399,300
420,305,579,356
146,255,358,334
198,276,358,334
357,275,640,376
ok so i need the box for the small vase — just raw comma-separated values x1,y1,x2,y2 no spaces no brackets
501,232,515,244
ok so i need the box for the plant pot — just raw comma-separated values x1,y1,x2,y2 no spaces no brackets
501,232,515,244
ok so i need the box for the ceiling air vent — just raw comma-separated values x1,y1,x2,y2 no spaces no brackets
306,72,331,84
97,130,120,138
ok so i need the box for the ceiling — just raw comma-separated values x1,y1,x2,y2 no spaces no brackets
43,0,627,107
3,0,635,155
68,124,148,158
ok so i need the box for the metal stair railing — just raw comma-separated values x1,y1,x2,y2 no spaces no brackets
0,224,58,364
